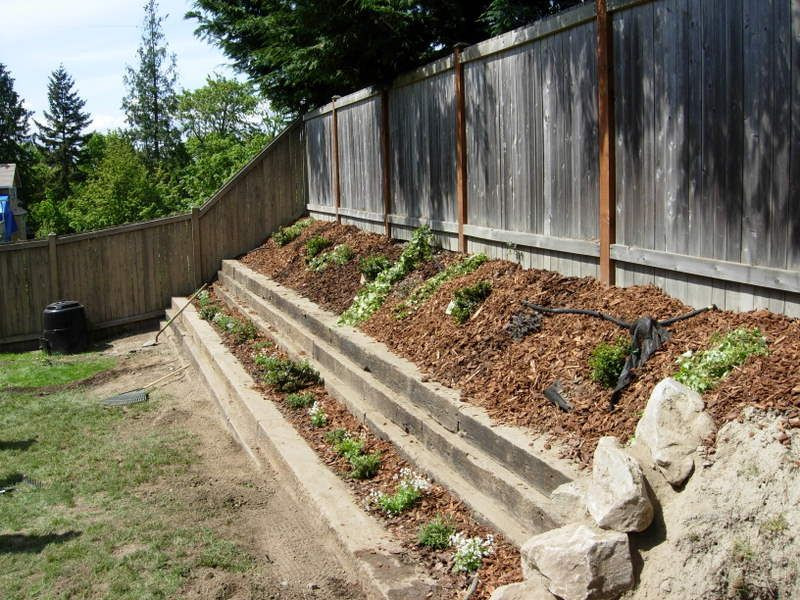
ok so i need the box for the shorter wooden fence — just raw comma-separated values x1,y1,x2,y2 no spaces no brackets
0,122,306,350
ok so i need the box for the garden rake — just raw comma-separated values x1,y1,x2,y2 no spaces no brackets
101,365,188,406
142,283,208,348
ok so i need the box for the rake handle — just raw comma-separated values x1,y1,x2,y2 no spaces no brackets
153,283,209,343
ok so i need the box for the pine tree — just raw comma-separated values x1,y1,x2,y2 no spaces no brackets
0,63,32,165
122,0,180,169
34,65,91,207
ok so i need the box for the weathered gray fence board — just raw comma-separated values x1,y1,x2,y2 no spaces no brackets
337,96,384,214
306,114,334,207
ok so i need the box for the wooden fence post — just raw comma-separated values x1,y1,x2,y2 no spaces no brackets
596,0,616,285
454,44,468,254
331,96,342,224
191,207,202,287
380,89,392,238
48,233,60,300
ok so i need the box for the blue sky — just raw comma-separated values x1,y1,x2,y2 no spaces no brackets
4,0,236,132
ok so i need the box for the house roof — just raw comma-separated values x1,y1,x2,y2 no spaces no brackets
0,164,18,188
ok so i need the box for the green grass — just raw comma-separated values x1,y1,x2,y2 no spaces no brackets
0,383,253,599
0,351,116,390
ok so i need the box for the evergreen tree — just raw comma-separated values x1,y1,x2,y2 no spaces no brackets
34,65,91,210
0,63,32,166
123,0,181,168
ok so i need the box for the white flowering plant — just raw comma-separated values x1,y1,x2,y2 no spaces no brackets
308,401,327,427
450,532,494,573
368,467,431,515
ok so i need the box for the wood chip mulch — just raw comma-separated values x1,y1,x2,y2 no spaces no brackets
201,292,522,600
239,219,800,466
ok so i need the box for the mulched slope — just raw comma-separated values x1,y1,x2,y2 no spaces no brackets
203,292,521,599
240,220,403,314
239,219,800,466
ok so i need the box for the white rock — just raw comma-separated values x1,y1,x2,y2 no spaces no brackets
551,480,588,520
489,572,557,599
586,437,653,532
521,524,634,600
635,378,716,486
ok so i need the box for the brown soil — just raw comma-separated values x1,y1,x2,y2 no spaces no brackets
92,332,365,600
240,221,403,314
204,291,522,600
239,218,800,466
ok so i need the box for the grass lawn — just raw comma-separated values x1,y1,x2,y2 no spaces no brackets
0,351,254,599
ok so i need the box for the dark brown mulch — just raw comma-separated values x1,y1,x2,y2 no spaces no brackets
240,221,403,314
198,291,522,600
238,218,800,466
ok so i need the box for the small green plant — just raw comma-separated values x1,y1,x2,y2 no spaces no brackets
589,337,631,388
308,401,327,427
324,428,348,444
285,391,315,409
340,226,433,325
334,436,364,459
271,218,312,246
759,513,788,538
210,312,258,344
395,253,488,319
369,468,431,515
675,327,768,392
199,303,220,321
448,281,492,324
253,355,321,392
359,254,392,282
349,452,382,479
308,244,355,272
417,516,456,550
304,235,332,260
731,539,755,563
450,532,494,573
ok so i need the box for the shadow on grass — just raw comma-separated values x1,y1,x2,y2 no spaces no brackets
0,439,37,451
0,531,81,554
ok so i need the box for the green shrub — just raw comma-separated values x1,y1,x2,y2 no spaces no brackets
449,281,492,324
349,452,381,479
253,355,320,392
334,436,364,459
305,235,332,260
340,226,433,325
231,319,258,344
324,428,348,444
377,485,422,515
417,516,455,549
285,392,315,409
271,218,312,246
359,254,392,282
675,327,768,392
395,253,488,319
589,337,630,388
308,244,355,272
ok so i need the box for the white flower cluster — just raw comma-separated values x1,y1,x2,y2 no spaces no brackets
449,532,494,573
308,401,324,418
367,489,385,508
396,467,431,492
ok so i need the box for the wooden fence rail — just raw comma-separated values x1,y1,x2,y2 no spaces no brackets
304,0,800,318
0,121,306,349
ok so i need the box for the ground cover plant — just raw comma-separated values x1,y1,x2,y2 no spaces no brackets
285,391,315,408
675,327,768,393
308,243,355,272
339,226,433,325
271,218,312,246
369,468,431,515
304,234,332,260
449,280,492,324
0,352,255,599
450,533,494,573
308,401,327,427
253,354,321,392
206,293,522,598
588,337,631,388
359,254,392,282
394,253,488,319
418,515,455,550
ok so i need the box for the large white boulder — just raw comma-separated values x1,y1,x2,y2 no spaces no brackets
521,523,634,600
635,378,715,486
586,436,653,532
489,573,557,599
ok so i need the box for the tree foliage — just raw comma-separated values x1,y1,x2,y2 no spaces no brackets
0,63,31,165
35,65,91,210
176,74,263,141
123,0,181,168
188,0,585,115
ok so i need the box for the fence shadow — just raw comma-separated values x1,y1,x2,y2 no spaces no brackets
0,531,82,554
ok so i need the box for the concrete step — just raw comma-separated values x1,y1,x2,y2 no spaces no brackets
166,297,437,600
217,260,582,543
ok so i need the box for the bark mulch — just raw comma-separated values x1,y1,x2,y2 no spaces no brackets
239,219,800,466
198,291,522,600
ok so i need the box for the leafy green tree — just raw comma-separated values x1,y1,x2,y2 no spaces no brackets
34,65,92,214
67,133,161,231
0,63,31,166
123,0,181,168
188,0,584,115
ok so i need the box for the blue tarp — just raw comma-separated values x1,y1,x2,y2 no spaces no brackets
0,195,17,241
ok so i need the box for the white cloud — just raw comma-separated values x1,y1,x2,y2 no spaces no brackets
90,114,128,132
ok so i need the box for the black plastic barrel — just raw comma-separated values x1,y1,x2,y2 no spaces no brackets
41,301,88,354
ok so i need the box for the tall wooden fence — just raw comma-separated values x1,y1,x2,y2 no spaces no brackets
304,0,800,318
0,122,306,349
